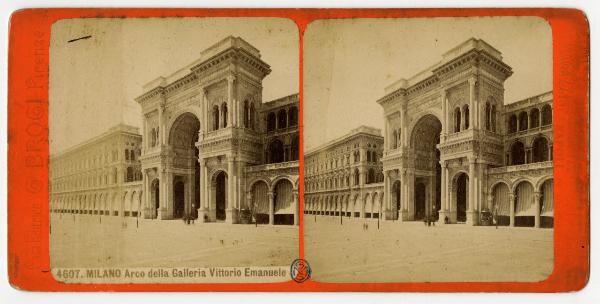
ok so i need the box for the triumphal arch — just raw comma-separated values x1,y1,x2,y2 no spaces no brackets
378,38,553,227
136,36,299,224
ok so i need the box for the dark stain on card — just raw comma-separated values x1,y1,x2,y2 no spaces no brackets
67,35,92,43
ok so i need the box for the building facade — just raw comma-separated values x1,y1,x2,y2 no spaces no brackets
304,38,553,228
304,126,385,218
135,36,299,225
50,36,299,226
49,124,144,217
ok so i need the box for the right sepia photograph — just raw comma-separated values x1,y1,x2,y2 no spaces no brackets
303,17,554,283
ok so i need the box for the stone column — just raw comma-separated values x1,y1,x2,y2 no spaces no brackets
227,75,235,127
199,159,210,222
142,115,148,151
438,161,448,224
268,191,274,225
293,190,299,226
226,156,235,223
534,191,541,228
164,171,173,219
401,108,407,147
441,89,447,138
143,170,152,219
383,170,390,220
359,195,365,218
201,88,209,137
385,118,390,150
509,192,515,227
398,169,408,221
468,77,476,129
407,170,415,220
466,157,477,225
359,167,366,186
158,99,165,146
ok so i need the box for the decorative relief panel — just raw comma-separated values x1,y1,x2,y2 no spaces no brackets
447,82,468,108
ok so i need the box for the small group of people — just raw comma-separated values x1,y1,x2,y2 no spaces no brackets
423,215,436,227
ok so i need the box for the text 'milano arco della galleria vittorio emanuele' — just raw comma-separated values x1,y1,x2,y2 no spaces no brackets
49,37,300,226
304,38,553,228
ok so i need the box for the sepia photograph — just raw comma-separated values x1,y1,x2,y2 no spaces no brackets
48,17,300,283
303,17,554,282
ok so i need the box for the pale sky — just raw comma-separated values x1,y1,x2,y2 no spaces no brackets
303,17,552,151
49,18,298,154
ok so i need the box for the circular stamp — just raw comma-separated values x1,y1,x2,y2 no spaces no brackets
290,259,311,283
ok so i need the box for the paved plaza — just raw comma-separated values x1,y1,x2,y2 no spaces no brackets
50,214,299,268
304,215,553,282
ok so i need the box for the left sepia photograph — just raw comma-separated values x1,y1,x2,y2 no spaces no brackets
48,17,300,284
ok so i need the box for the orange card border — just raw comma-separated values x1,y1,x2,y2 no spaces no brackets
7,8,589,292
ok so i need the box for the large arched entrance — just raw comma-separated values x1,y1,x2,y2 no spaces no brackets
410,114,442,221
455,173,468,223
168,112,201,219
491,182,510,226
515,181,535,227
540,178,554,228
274,179,294,225
250,180,269,224
214,171,227,221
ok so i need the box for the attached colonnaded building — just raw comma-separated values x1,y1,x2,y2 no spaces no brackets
50,36,300,225
304,38,553,228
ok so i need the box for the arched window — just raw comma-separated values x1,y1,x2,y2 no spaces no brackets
269,139,284,163
532,137,549,162
367,151,372,162
392,130,398,149
250,103,256,130
277,109,287,129
125,149,130,161
212,105,220,130
510,141,526,165
491,105,497,132
454,107,461,132
222,103,228,128
291,136,299,161
244,100,249,128
485,102,491,130
367,168,375,184
126,167,134,182
354,168,360,185
542,105,552,125
463,105,470,130
508,114,518,133
373,152,378,163
288,106,298,127
267,112,276,131
530,108,540,128
518,111,528,131
130,150,135,161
